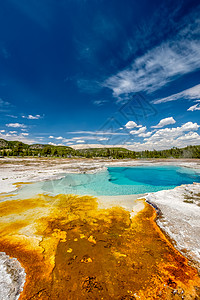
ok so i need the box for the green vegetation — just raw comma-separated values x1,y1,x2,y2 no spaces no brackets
0,138,200,159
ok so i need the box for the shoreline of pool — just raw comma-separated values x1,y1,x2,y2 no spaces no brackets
1,157,200,195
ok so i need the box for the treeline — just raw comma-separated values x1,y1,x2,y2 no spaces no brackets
76,145,200,159
0,139,200,159
0,140,75,157
139,145,200,159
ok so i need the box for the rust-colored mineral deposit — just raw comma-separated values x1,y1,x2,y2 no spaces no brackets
0,194,200,299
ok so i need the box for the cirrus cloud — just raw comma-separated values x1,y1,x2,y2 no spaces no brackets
103,10,200,100
22,114,42,120
6,123,27,128
187,101,200,111
153,84,200,104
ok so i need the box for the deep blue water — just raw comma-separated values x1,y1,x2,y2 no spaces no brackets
11,165,200,198
108,166,199,187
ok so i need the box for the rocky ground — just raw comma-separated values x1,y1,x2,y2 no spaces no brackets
146,183,200,269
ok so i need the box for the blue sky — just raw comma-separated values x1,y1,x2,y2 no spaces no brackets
0,0,200,150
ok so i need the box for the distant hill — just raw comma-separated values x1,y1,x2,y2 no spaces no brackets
0,139,8,148
0,138,200,159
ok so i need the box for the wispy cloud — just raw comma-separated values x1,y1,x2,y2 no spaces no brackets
0,98,11,112
6,115,18,118
6,123,27,128
104,40,200,98
187,101,200,111
93,99,108,106
67,130,128,136
77,79,101,94
103,13,200,99
48,135,111,144
73,136,109,142
0,98,10,106
0,45,10,59
153,84,200,104
71,143,125,150
22,114,42,119
9,131,17,134
151,117,176,128
9,0,53,29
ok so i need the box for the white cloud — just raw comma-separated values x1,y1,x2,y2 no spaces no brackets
9,131,17,134
76,140,85,143
149,122,199,141
47,142,64,146
55,136,63,140
68,130,128,136
6,123,27,128
71,144,124,150
49,135,54,139
104,41,200,97
62,138,72,143
151,117,176,128
98,137,109,141
63,136,110,143
93,99,108,106
126,121,200,151
0,132,35,144
0,98,10,106
21,133,29,136
176,132,200,141
0,130,5,133
125,121,141,129
130,126,147,135
187,101,200,111
138,132,152,137
181,122,199,131
72,137,84,140
22,114,42,119
103,14,200,99
6,115,18,118
153,84,200,104
48,142,57,146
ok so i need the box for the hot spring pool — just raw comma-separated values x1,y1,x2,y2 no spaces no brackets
10,165,200,198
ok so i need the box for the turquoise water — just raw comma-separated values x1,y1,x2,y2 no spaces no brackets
11,165,200,198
